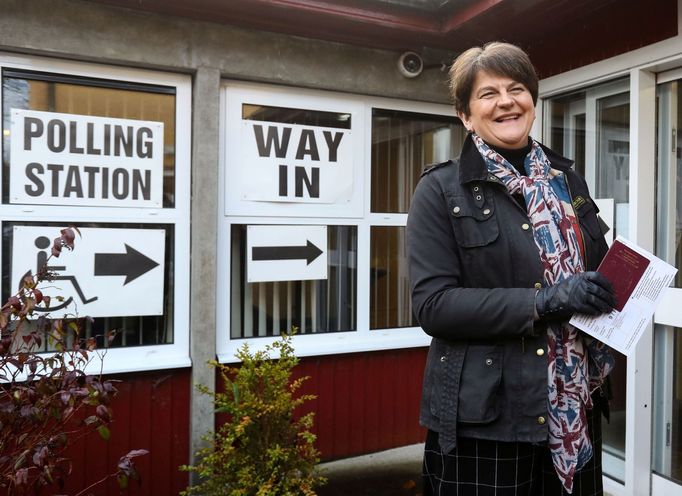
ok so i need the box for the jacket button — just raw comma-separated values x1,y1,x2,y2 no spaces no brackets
534,282,542,289
485,358,493,366
453,206,461,214
483,208,491,215
475,195,482,201
440,356,446,362
537,416,546,425
473,186,480,192
522,223,530,231
536,348,545,357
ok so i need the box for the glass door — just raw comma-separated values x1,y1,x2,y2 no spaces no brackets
652,77,682,494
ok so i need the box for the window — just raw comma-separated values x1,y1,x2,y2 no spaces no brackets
370,109,466,330
0,54,191,373
217,82,464,359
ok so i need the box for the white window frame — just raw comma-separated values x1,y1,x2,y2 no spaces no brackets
217,81,459,362
0,52,192,375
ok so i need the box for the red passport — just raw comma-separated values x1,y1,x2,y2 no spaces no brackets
596,239,650,312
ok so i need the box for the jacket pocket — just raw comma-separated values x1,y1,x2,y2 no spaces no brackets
447,194,499,248
457,345,503,424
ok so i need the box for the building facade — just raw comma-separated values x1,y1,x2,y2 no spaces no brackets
1,0,682,494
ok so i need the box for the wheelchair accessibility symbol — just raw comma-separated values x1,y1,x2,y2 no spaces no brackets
21,235,99,312
12,226,166,318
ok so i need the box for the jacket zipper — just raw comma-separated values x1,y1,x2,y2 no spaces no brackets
563,173,588,269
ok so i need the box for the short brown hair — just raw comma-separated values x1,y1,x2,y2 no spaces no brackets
448,42,538,117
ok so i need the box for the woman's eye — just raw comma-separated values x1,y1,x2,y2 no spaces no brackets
510,87,524,94
480,92,495,99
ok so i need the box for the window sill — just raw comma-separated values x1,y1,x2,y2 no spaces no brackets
217,327,431,363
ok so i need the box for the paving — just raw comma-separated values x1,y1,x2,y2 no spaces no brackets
316,443,424,496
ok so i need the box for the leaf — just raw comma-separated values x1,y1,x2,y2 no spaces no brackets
60,227,76,250
14,449,29,470
96,404,111,422
22,274,35,289
233,382,240,405
117,474,129,489
97,425,110,441
83,415,99,426
15,468,29,486
125,449,149,458
51,236,63,257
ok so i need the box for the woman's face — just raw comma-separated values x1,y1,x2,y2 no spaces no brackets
460,70,536,149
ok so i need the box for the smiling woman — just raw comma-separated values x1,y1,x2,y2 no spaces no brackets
407,42,615,496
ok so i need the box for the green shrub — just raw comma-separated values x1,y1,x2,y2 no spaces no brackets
181,333,325,496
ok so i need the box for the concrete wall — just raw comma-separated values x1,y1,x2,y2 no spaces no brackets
0,0,455,475
0,0,454,101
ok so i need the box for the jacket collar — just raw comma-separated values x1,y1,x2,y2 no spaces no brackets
458,133,575,184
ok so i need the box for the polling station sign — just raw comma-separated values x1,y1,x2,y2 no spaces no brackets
10,109,164,207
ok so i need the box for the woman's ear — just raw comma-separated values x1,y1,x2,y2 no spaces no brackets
458,112,473,133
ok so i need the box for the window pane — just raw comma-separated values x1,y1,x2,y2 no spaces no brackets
230,225,356,338
657,80,682,288
370,226,416,329
547,95,586,177
242,104,351,129
371,108,465,213
2,73,176,207
653,325,682,482
596,94,630,205
1,221,174,349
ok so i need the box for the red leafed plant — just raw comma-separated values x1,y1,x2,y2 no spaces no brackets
0,227,148,495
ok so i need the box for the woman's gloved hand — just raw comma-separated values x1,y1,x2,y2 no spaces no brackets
535,271,616,320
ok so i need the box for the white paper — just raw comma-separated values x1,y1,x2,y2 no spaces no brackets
569,236,678,356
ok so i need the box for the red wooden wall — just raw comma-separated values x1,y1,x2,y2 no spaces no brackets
60,368,191,496
290,347,428,461
51,346,426,495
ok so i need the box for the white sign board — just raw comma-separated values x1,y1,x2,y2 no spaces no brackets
594,198,614,246
11,226,165,318
10,109,164,207
240,121,352,204
224,84,365,218
247,225,327,283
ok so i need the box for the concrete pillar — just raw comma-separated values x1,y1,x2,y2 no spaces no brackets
189,66,221,480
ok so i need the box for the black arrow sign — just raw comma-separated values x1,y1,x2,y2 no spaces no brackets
252,240,323,265
94,244,160,285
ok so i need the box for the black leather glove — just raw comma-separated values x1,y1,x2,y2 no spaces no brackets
535,271,616,320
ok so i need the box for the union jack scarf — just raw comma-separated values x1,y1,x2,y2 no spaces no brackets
471,133,613,493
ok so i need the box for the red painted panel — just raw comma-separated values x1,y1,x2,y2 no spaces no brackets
347,354,367,455
299,347,428,461
58,368,191,496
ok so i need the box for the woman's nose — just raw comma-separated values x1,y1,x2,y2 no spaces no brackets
497,91,514,106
